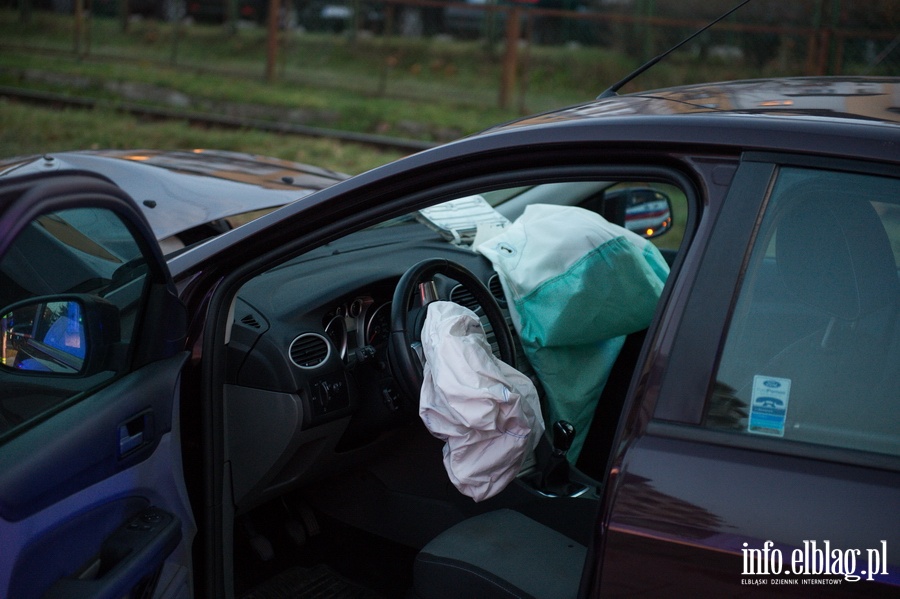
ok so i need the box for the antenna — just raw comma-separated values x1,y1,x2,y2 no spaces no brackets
597,0,752,99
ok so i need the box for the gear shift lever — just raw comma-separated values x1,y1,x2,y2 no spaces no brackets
551,420,575,457
540,420,576,495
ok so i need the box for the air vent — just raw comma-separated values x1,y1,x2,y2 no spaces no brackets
448,287,502,360
240,313,262,329
488,274,506,305
289,333,331,369
449,284,481,314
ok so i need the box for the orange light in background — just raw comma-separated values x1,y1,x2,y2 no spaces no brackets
123,154,149,161
646,228,654,236
759,100,794,107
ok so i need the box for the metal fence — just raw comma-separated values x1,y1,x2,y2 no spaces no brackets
6,0,899,111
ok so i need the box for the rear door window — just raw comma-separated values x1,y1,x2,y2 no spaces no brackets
705,166,900,456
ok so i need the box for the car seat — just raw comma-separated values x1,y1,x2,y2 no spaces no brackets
412,508,587,599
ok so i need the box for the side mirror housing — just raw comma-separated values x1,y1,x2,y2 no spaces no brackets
0,295,120,376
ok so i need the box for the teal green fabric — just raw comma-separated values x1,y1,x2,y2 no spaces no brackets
523,338,626,460
513,236,669,461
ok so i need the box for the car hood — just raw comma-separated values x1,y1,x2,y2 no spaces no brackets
0,149,349,240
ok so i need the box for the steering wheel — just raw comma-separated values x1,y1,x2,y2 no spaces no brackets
389,258,516,403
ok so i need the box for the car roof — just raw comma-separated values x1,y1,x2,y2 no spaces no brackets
0,149,349,240
491,77,900,132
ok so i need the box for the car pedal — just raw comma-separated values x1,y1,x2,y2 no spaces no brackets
296,503,320,537
249,534,274,562
285,519,307,546
241,518,275,561
285,499,320,538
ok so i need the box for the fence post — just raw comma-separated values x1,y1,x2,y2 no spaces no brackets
74,0,86,58
120,0,129,32
827,0,841,75
806,0,820,74
500,4,521,110
18,0,31,23
349,0,360,44
809,0,841,76
266,0,281,82
518,9,534,114
379,3,397,96
226,0,238,35
170,12,183,65
641,0,655,62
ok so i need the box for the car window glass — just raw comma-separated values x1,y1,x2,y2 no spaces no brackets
706,167,900,457
0,207,149,440
258,176,685,332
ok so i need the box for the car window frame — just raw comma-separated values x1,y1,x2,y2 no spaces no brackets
0,173,180,445
183,151,710,597
652,151,900,472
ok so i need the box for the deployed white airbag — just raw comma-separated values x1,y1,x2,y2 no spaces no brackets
419,301,544,502
478,204,669,462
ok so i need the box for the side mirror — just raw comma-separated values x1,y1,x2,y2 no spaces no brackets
602,188,673,239
0,295,120,376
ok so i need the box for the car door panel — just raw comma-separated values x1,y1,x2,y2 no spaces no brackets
0,176,194,599
11,500,180,599
0,354,186,521
600,432,900,596
0,355,192,599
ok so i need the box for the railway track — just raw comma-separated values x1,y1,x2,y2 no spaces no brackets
0,85,438,155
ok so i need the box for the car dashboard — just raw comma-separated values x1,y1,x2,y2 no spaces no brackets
222,220,511,511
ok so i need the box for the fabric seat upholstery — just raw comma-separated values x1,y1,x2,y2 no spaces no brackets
413,509,586,599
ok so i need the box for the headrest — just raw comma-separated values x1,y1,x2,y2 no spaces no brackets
777,195,898,320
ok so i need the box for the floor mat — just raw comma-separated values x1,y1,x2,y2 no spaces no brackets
240,564,385,599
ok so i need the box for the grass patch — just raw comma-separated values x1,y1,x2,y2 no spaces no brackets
0,99,404,175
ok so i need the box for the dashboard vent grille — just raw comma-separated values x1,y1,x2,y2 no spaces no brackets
449,285,481,314
446,281,518,364
240,313,262,329
289,333,331,368
488,274,506,305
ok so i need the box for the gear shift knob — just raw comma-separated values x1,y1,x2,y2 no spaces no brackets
552,420,575,456
539,420,578,495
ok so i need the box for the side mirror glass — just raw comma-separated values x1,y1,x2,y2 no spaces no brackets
603,187,674,239
1,295,120,376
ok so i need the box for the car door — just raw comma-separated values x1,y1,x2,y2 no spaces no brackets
592,155,900,596
0,173,195,599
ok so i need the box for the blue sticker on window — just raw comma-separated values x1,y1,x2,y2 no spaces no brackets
749,375,791,437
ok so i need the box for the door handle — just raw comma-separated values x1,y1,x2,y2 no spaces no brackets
118,412,152,457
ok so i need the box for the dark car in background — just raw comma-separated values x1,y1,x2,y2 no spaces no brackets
299,0,384,33
0,76,898,599
44,0,187,21
182,0,383,29
443,0,605,45
184,0,268,23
